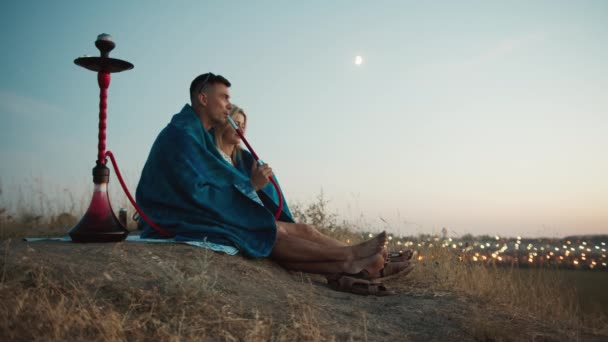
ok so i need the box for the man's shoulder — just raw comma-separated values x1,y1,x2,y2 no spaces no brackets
169,104,197,127
155,122,199,147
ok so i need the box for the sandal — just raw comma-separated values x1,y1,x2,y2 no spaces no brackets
344,261,415,281
326,275,394,296
387,250,417,263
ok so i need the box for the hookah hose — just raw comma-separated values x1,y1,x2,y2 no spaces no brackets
227,116,283,221
105,151,175,238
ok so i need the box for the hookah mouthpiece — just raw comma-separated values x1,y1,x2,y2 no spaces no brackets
227,105,243,131
226,115,239,131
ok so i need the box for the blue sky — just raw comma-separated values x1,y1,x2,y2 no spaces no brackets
1,1,607,237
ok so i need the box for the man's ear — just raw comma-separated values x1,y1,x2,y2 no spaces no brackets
197,92,208,107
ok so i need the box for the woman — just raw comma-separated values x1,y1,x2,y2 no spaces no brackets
214,106,414,294
214,105,294,222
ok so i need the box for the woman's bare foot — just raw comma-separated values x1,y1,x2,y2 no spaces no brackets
350,231,388,259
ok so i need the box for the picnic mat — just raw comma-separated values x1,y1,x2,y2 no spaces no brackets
23,235,239,255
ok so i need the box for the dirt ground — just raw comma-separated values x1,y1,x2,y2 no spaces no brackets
1,239,604,341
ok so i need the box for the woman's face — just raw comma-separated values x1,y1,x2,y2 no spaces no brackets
222,112,246,145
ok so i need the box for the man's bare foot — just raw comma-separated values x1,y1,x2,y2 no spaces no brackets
350,231,387,260
344,251,385,275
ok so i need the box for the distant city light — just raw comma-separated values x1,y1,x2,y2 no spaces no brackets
379,233,605,270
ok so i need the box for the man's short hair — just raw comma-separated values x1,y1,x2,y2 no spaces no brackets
190,73,231,102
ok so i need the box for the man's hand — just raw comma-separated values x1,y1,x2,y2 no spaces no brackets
250,161,273,191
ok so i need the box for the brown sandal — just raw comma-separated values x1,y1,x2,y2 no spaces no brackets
326,275,394,296
343,261,415,281
377,262,415,281
387,250,417,263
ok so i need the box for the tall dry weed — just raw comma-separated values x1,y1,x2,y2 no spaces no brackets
405,242,601,339
0,174,140,239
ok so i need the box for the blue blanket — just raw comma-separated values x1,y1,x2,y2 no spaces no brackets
136,104,277,258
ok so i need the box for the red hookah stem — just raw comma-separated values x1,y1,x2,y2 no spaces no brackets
97,72,110,165
234,129,284,221
105,151,175,238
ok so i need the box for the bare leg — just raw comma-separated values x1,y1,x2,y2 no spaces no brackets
279,222,415,264
276,222,386,259
279,222,347,247
270,229,386,263
277,252,385,275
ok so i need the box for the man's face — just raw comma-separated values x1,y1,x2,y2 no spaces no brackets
200,83,232,126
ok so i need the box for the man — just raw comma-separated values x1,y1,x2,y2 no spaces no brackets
136,72,393,280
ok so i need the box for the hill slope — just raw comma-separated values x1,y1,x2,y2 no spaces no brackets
0,240,603,341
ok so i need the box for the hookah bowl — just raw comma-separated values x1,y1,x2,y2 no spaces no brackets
69,34,133,243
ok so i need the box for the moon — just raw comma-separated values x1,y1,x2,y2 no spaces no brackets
354,55,363,65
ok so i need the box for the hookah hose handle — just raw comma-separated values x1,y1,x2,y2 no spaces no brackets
227,116,284,221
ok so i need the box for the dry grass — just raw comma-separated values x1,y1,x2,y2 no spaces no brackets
0,179,138,240
310,224,607,339
0,241,330,341
0,182,330,340
324,228,607,339
412,243,580,316
405,243,582,340
1,183,607,340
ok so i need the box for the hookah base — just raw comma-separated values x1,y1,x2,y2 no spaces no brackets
69,229,129,243
69,205,130,243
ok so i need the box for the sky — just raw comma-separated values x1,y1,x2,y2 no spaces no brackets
1,1,607,238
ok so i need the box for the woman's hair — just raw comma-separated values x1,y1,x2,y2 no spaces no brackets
214,105,247,164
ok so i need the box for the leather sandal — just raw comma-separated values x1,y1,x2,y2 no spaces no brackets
326,274,395,296
343,261,415,281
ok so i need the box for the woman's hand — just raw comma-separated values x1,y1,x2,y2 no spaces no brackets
250,161,273,191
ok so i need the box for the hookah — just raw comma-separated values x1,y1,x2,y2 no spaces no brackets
69,34,173,242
